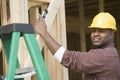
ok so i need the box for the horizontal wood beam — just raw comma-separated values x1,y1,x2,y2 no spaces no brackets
28,0,51,9
65,0,77,4
29,1,42,8
29,0,51,3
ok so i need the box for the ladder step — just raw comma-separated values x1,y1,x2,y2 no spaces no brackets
0,75,5,80
3,68,36,79
16,67,35,75
15,71,36,79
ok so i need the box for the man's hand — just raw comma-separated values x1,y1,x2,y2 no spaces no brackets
33,16,47,37
33,15,61,54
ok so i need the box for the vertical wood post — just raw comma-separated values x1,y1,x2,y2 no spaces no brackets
78,0,86,52
1,0,8,75
78,0,86,80
98,0,104,12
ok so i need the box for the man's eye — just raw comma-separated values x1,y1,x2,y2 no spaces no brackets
91,29,96,32
99,30,105,33
90,29,106,33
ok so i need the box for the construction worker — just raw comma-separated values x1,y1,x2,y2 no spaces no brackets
33,12,120,80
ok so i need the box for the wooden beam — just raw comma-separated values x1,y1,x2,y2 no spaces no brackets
1,0,8,25
28,1,42,9
36,0,68,80
29,0,51,3
78,0,86,52
98,0,104,12
57,1,68,80
36,0,63,48
43,0,68,79
45,0,62,31
65,0,77,4
9,0,28,23
1,0,8,75
79,1,86,80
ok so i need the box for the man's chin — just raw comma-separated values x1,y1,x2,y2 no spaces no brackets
93,43,102,47
93,43,108,48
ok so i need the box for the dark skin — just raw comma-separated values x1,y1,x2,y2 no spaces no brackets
33,17,115,55
90,28,114,48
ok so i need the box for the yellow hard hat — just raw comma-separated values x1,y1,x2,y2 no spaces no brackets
89,12,117,31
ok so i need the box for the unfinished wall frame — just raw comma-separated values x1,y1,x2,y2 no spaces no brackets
0,0,68,80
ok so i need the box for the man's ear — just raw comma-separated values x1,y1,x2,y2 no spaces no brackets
111,31,115,39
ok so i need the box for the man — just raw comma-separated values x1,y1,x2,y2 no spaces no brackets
33,12,120,80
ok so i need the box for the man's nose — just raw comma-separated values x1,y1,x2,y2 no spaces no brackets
93,31,100,35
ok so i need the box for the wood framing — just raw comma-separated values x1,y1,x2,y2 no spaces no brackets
0,0,68,80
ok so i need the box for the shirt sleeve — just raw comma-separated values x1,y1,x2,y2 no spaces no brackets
54,46,66,63
61,49,112,73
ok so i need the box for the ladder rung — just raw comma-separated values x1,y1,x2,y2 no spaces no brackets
16,67,35,75
0,75,5,80
15,71,36,79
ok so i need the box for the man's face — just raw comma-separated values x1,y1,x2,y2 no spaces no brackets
90,28,114,47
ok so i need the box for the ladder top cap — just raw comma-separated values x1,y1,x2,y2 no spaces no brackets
0,23,35,34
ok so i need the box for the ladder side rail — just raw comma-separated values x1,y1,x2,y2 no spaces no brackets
5,32,21,80
24,33,50,80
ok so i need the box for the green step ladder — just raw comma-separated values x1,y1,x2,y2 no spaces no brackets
0,23,50,80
